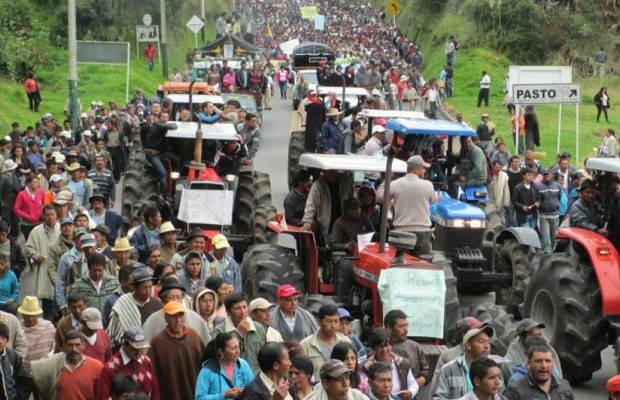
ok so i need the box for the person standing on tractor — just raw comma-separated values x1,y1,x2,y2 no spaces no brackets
377,155,436,257
141,110,179,202
237,113,262,159
270,284,318,343
284,170,312,226
569,179,608,236
318,109,345,154
236,61,251,91
302,170,354,241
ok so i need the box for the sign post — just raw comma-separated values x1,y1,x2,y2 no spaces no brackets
186,15,205,49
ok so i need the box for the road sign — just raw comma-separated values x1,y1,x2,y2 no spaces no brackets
512,84,581,105
143,14,152,26
386,0,400,15
186,15,204,33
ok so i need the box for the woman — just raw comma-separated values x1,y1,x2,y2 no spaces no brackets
344,66,356,87
523,105,540,151
275,66,290,100
222,67,236,92
195,332,254,400
331,342,368,394
11,144,34,187
205,276,232,318
13,175,44,239
193,287,224,332
207,64,221,86
289,355,314,400
600,128,617,157
363,329,418,398
594,87,611,123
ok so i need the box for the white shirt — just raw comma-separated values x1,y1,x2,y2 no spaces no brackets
390,359,419,397
259,372,292,400
83,331,98,346
480,74,491,89
426,87,439,102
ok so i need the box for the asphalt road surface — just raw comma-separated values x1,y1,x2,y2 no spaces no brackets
255,95,614,399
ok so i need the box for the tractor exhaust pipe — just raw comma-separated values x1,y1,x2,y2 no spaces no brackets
188,80,204,164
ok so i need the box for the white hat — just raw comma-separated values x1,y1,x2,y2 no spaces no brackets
49,174,63,183
249,297,274,313
82,130,93,137
371,89,381,97
372,125,386,134
3,160,17,172
61,130,72,139
2,136,11,142
42,113,52,119
400,75,409,82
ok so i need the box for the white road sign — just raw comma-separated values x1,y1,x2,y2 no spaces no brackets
512,84,581,105
186,15,205,33
143,14,152,26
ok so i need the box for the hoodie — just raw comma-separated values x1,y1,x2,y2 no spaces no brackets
193,288,225,332
176,252,211,295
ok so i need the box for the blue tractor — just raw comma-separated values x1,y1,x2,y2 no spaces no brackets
387,118,541,315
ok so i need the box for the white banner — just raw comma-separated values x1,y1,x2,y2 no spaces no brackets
178,189,234,225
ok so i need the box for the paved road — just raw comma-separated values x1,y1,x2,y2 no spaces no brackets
254,95,613,399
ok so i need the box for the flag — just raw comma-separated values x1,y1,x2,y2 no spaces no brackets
267,23,273,38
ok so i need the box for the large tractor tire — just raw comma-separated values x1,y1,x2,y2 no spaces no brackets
482,202,503,240
253,171,272,207
232,172,256,236
302,294,337,318
494,239,539,317
242,244,305,302
254,205,277,244
288,131,306,190
432,252,460,345
523,252,608,384
121,150,159,227
463,303,518,357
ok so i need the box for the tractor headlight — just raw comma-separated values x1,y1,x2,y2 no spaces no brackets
468,219,485,228
447,219,486,228
447,219,465,228
170,172,180,180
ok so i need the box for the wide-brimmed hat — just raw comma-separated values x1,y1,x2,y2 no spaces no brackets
54,190,73,205
2,160,17,172
18,296,43,316
159,221,180,235
66,162,82,172
112,237,133,252
400,75,409,82
187,227,207,241
325,108,343,117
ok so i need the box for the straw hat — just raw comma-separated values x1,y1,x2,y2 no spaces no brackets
18,296,43,316
159,221,180,235
112,237,133,252
325,108,343,117
66,162,82,172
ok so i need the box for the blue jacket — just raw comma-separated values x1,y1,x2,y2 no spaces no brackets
130,224,160,263
195,358,255,400
90,209,124,245
0,270,19,304
198,112,221,124
219,255,242,293
317,120,343,152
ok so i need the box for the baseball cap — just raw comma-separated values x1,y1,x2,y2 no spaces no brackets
462,325,495,345
372,125,386,134
122,326,150,349
60,217,74,226
80,233,96,249
338,308,353,321
81,308,103,330
163,301,185,315
407,155,430,169
49,174,63,183
516,318,545,336
607,375,620,393
277,284,301,298
131,269,154,284
456,317,483,335
320,360,353,379
211,234,230,250
249,297,274,313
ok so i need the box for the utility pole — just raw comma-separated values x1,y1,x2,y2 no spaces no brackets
160,0,169,78
200,0,206,43
68,0,79,130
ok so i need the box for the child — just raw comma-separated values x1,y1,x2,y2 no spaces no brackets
0,254,19,314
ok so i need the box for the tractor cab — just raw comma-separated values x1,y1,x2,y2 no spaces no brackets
167,94,226,122
317,86,371,110
221,93,262,126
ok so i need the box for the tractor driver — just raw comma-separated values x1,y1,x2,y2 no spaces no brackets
569,178,608,236
302,170,354,242
142,111,180,201
213,138,251,177
330,198,375,254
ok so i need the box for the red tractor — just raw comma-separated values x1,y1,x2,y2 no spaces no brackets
522,157,620,384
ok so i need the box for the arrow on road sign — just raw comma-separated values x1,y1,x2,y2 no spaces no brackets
512,83,581,105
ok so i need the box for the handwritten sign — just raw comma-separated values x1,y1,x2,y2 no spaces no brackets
378,268,446,338
314,15,325,31
300,6,318,20
177,189,234,225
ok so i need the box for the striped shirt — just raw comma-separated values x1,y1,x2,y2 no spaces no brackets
87,168,116,201
22,319,56,375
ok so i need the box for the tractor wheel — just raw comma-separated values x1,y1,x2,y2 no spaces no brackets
233,172,256,236
241,244,305,303
288,131,306,190
494,239,540,317
523,252,608,384
254,205,277,244
432,252,460,345
253,171,272,207
302,294,337,318
463,303,518,357
482,202,503,240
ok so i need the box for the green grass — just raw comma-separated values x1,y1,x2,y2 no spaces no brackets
0,25,217,132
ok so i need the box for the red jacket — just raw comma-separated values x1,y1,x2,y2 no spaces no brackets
144,46,156,60
13,188,44,224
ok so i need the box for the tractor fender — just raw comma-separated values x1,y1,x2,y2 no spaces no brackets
495,227,541,249
556,227,620,317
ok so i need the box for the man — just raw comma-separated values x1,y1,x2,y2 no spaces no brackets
505,319,562,377
521,150,543,176
377,155,436,256
594,47,608,78
364,126,388,156
475,114,495,153
148,301,204,400
209,234,242,292
304,359,368,400
300,304,351,381
270,284,318,342
488,160,511,225
214,139,251,176
64,162,94,208
432,325,509,399
109,237,140,275
141,111,179,200
102,264,137,327
330,198,374,254
513,168,539,229
55,292,86,352
176,251,208,296
236,61,251,90
503,344,574,399
384,310,430,389
367,362,398,400
285,170,312,226
237,113,262,159
25,204,60,318
302,170,354,239
460,136,488,187
318,108,344,154
33,330,103,399
95,326,160,400
490,141,511,168
0,159,20,239
0,321,27,400
505,156,523,226
214,293,267,374
144,44,156,71
130,206,162,263
69,252,119,313
88,192,123,245
107,269,163,348
170,227,210,273
249,297,283,343
142,278,211,346
79,307,112,363
87,155,115,207
240,342,291,400
216,12,227,38
458,358,504,400
158,221,178,264
19,296,56,376
537,169,562,253
477,70,491,107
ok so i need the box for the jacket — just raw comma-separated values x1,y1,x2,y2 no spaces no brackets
0,346,27,400
240,373,272,400
536,180,562,215
62,178,94,208
317,120,343,152
31,353,64,400
195,358,255,400
491,171,511,209
130,223,159,263
0,270,19,304
504,338,562,379
213,317,266,375
88,209,123,245
0,172,19,221
13,188,44,224
569,198,606,231
69,274,120,313
44,237,73,288
503,371,574,400
5,239,26,278
512,182,539,225
25,223,60,301
363,354,415,395
236,123,262,159
300,332,351,381
465,145,488,186
304,386,368,400
284,189,308,226
301,174,354,238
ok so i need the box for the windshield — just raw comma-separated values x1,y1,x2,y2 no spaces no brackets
222,95,257,112
299,72,318,85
